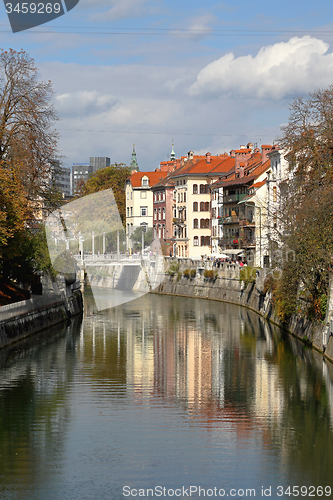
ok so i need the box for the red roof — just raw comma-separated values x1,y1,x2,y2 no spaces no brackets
172,155,235,177
252,180,266,188
128,171,168,188
234,149,251,154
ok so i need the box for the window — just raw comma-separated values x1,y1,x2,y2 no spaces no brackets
127,207,129,217
130,207,133,217
154,209,157,221
141,206,148,216
200,202,205,211
193,202,198,211
201,236,210,246
200,218,205,228
142,177,149,187
193,218,198,229
162,208,165,220
193,184,198,194
127,192,129,200
273,186,277,202
173,190,176,200
205,202,209,211
194,236,199,246
184,192,186,202
200,184,205,194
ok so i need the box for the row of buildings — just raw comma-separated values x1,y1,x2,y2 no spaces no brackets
125,143,289,266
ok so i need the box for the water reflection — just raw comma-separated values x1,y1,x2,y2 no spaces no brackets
0,292,333,499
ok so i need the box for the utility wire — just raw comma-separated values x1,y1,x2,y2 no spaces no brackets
58,128,274,138
0,24,332,36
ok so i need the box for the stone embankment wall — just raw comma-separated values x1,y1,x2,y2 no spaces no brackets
0,280,83,350
153,258,333,365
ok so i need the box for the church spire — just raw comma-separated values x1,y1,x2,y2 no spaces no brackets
170,140,175,161
130,144,139,171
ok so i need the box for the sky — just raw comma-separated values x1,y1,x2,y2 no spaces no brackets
1,0,333,171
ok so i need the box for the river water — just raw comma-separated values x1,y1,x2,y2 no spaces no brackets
0,290,333,500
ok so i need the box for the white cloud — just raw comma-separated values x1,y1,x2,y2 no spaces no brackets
88,0,153,21
56,91,118,117
189,36,333,99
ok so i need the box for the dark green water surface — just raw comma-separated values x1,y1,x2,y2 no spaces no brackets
0,291,332,500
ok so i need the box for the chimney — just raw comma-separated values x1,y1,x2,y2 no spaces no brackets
262,145,273,164
247,142,254,153
206,152,211,163
188,151,194,161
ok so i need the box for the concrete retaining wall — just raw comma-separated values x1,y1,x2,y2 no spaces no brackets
0,291,83,350
153,267,333,365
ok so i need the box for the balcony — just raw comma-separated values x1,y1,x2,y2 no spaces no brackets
173,218,186,226
239,237,256,248
239,218,255,227
218,237,240,247
223,193,247,204
218,215,239,225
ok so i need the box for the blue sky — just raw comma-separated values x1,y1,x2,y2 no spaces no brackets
1,0,333,170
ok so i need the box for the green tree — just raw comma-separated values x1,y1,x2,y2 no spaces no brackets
130,227,153,251
77,164,131,225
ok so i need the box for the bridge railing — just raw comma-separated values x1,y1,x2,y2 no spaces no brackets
74,253,143,263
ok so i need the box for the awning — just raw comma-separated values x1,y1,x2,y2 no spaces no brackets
219,249,244,255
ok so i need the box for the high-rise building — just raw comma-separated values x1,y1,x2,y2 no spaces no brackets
90,157,110,173
72,162,92,193
56,166,71,197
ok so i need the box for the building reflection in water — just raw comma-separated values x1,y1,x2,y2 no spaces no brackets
82,292,333,438
1,290,333,494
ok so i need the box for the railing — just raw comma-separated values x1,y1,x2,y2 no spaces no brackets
74,253,142,263
218,216,239,224
239,218,255,226
173,218,185,225
239,238,256,247
223,193,247,203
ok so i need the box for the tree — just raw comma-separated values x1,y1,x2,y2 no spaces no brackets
130,227,153,251
0,49,60,282
77,164,131,225
275,85,333,321
0,49,59,212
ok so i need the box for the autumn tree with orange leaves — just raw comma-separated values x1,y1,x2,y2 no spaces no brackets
0,49,60,282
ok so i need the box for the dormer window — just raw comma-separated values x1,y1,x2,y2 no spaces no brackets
142,176,149,187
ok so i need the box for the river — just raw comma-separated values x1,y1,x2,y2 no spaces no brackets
0,289,333,500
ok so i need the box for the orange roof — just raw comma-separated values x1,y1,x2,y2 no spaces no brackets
173,155,235,177
234,148,251,154
252,180,266,188
128,171,168,188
